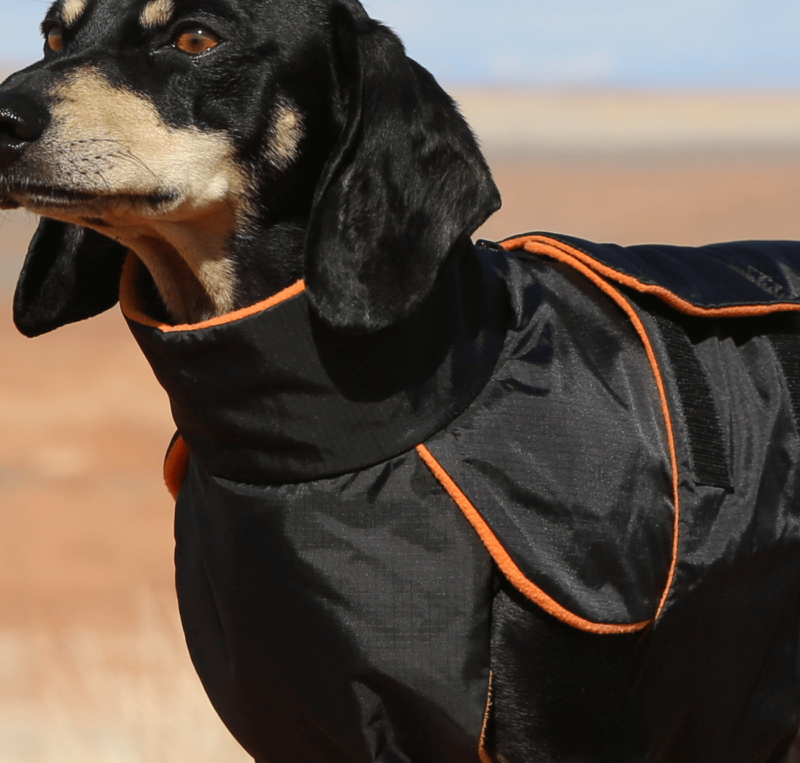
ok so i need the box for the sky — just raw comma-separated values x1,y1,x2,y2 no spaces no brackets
1,0,799,88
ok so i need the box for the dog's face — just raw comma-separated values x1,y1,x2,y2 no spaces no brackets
1,0,500,335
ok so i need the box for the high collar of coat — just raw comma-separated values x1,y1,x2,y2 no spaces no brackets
121,244,509,484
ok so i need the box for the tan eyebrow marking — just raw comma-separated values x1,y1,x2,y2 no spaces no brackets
61,0,88,26
140,0,176,29
265,102,304,170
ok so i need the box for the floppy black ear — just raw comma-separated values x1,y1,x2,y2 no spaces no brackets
304,5,501,333
13,218,128,337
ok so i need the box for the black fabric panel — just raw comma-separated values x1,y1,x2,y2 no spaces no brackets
769,332,800,430
634,307,800,760
485,584,649,763
650,312,731,489
625,302,800,608
175,451,492,763
640,549,800,763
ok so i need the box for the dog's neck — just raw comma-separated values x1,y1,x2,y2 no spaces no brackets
122,217,307,325
123,233,232,324
123,242,508,482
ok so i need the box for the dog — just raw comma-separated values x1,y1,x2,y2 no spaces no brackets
2,1,800,761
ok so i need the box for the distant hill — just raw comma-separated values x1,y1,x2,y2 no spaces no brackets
454,89,800,157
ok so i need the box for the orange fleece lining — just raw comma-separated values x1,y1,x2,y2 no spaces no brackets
119,254,306,333
501,235,682,620
417,445,652,634
164,435,190,500
502,235,800,318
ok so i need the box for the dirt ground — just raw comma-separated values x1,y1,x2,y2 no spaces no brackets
1,91,800,760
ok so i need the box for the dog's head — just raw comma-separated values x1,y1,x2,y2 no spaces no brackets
1,0,500,335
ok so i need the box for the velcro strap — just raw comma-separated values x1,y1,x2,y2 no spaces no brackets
768,332,800,429
652,313,732,490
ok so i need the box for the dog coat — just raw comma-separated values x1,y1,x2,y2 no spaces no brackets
120,233,800,763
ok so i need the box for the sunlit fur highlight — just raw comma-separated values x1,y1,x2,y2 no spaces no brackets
61,0,88,26
140,0,175,29
265,102,304,169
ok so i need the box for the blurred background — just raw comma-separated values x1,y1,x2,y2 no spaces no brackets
1,0,800,760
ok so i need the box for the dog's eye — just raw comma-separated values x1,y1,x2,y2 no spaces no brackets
46,24,65,52
174,28,220,55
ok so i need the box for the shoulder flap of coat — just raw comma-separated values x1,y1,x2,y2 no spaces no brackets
420,233,800,635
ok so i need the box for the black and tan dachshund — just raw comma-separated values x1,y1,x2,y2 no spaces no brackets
2,1,800,762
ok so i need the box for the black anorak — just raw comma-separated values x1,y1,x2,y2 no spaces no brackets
122,234,800,763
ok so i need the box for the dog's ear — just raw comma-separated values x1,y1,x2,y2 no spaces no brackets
304,6,501,333
14,219,128,337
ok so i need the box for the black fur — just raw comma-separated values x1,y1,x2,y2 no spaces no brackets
305,6,501,331
14,218,127,337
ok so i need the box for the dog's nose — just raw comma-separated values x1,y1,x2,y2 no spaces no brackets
0,93,49,171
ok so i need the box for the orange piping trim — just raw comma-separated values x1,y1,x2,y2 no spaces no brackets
119,254,306,333
164,435,190,501
500,235,681,620
478,670,494,763
501,235,800,319
417,444,651,634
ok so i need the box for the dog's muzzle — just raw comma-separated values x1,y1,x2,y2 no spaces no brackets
0,93,49,172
